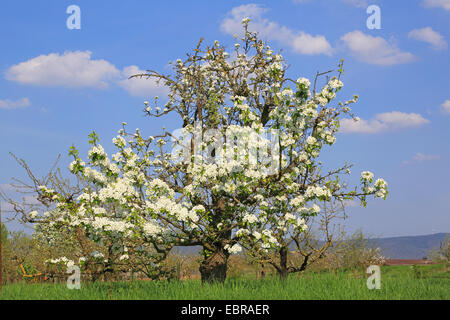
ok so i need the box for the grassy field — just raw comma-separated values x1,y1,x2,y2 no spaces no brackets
1,264,449,300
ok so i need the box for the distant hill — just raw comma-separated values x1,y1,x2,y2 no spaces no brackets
173,233,450,259
369,233,449,259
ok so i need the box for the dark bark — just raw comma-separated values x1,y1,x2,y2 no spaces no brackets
199,245,229,283
199,197,231,283
279,245,289,280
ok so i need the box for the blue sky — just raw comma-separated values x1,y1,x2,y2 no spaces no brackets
1,0,449,237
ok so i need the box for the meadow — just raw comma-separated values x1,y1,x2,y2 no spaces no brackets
1,264,449,300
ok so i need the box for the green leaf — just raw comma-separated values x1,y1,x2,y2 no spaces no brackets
88,131,99,146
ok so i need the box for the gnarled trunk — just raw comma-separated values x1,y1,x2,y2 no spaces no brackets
199,197,231,283
199,245,229,283
279,245,289,280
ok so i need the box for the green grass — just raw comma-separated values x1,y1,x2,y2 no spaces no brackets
1,264,449,300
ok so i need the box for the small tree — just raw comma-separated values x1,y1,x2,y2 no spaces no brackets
1,153,169,281
239,200,347,278
335,230,385,270
1,223,7,245
429,235,450,264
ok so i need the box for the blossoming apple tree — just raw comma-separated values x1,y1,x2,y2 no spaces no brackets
10,19,388,283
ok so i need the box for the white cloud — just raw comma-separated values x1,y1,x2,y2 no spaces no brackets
340,118,385,134
4,51,169,98
341,31,416,65
340,111,430,133
293,0,377,7
375,111,430,127
221,4,332,55
0,184,15,192
440,100,450,114
5,51,120,88
25,195,40,205
344,199,359,208
0,98,30,110
0,202,14,212
341,0,371,7
0,184,38,212
422,0,450,10
0,195,40,212
402,153,440,165
408,27,447,50
118,65,168,97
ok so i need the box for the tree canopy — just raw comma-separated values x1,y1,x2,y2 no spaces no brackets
6,19,388,283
